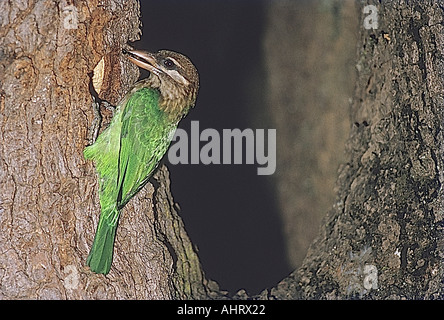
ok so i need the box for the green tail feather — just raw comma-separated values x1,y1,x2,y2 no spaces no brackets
87,207,119,275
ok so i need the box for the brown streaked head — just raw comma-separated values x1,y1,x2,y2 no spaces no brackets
123,49,199,117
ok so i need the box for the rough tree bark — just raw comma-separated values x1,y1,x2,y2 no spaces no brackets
258,0,444,299
0,0,215,299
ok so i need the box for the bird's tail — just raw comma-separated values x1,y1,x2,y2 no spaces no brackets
86,206,119,275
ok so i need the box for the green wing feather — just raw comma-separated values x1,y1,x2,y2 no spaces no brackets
85,87,177,274
118,89,175,207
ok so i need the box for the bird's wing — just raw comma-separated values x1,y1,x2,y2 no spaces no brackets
117,87,172,208
84,103,123,213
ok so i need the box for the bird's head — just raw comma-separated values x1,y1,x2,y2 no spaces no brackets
123,49,199,119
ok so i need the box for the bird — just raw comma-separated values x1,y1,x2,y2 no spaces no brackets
84,49,199,275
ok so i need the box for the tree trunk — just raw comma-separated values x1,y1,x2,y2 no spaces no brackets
259,0,444,299
0,0,215,299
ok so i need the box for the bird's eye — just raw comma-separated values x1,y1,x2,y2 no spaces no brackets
163,58,175,69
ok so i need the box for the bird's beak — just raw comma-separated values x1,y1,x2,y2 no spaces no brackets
123,49,161,75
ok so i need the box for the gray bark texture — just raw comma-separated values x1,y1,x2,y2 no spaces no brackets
258,0,444,299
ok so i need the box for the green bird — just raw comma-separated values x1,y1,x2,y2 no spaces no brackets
84,49,199,275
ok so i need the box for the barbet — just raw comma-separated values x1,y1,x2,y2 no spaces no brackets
84,49,199,274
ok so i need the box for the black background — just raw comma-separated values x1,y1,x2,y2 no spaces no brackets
135,0,291,295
